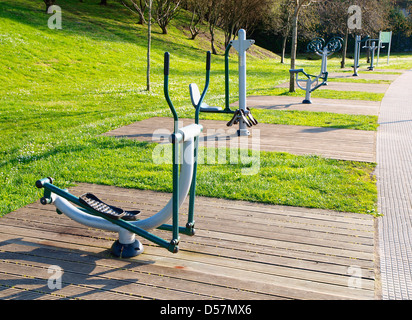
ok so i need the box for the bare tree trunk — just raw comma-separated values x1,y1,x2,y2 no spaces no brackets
341,27,349,68
281,35,288,64
155,0,181,35
147,0,152,91
209,24,217,55
289,0,313,92
189,4,203,40
289,5,299,92
122,1,147,25
44,0,56,12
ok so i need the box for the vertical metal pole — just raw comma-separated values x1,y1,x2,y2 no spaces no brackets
172,139,179,242
237,29,249,136
321,49,328,75
164,52,180,245
387,31,392,65
187,52,210,232
230,29,254,134
377,39,381,67
187,137,197,231
303,77,312,104
353,35,360,76
238,29,250,136
224,44,232,112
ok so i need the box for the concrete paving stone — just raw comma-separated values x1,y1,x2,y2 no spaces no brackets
377,69,412,299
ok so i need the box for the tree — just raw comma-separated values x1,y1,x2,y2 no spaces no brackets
154,0,181,34
43,0,56,12
123,0,153,90
220,0,270,48
277,1,294,64
122,0,148,24
147,0,153,91
204,0,224,54
202,0,270,54
268,0,317,64
289,0,317,92
317,0,392,67
185,0,206,39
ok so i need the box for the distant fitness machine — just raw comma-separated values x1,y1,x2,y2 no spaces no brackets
36,52,204,258
377,31,392,66
352,35,369,76
363,38,384,71
189,29,257,136
352,31,392,75
290,37,343,104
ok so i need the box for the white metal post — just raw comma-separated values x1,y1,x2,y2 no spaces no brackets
304,78,312,104
377,31,381,67
230,29,254,136
321,48,328,75
353,35,360,76
387,31,392,65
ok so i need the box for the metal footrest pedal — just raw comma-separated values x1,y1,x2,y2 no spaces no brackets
245,107,258,125
79,193,140,221
227,109,253,127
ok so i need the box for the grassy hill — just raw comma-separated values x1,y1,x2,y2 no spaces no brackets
0,0,383,216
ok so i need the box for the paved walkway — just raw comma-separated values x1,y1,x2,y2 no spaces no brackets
377,69,412,299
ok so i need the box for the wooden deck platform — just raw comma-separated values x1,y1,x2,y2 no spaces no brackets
0,183,378,300
103,117,376,162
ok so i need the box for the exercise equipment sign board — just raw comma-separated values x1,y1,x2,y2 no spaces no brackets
377,31,392,66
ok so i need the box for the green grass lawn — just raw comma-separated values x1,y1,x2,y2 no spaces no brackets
3,0,412,216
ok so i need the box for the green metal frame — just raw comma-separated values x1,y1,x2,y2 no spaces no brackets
194,44,235,116
36,52,201,254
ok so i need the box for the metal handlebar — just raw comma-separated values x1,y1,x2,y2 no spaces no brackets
195,51,212,124
164,52,179,132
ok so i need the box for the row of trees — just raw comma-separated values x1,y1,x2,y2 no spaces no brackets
118,0,273,54
43,0,412,91
117,0,411,91
44,1,412,58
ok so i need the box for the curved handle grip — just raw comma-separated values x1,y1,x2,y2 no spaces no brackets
206,51,211,71
164,52,170,76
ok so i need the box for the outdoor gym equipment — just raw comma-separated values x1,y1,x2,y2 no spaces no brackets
363,38,385,71
189,29,257,136
289,37,343,104
352,35,370,76
35,52,204,258
377,31,392,66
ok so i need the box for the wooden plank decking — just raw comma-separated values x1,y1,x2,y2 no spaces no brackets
103,117,376,162
0,184,378,300
0,79,381,300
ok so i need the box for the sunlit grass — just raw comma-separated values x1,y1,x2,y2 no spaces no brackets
3,0,412,216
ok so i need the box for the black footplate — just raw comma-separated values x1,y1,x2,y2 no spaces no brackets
227,108,258,128
246,107,258,125
79,193,140,221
